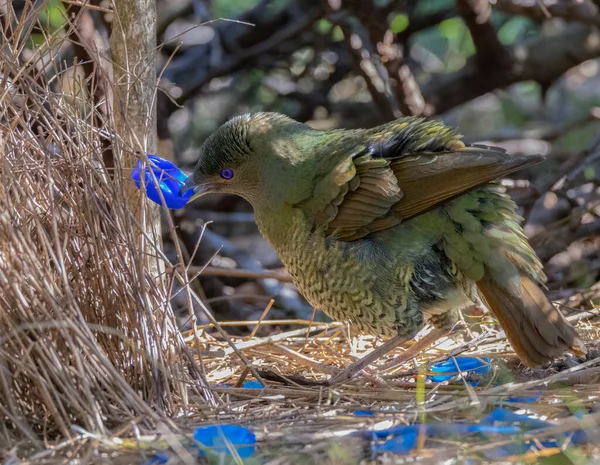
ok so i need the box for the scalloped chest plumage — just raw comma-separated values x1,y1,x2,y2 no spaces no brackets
256,207,431,338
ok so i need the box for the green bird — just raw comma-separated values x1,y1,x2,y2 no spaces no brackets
183,112,586,382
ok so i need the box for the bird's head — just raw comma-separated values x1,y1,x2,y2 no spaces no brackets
181,112,329,210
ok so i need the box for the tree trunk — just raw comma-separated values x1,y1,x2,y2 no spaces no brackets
110,0,162,282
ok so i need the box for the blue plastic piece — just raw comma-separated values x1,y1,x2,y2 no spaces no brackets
354,410,375,416
140,450,169,465
221,380,264,389
480,407,550,429
242,380,264,389
370,422,520,455
131,155,193,209
477,408,588,458
368,422,519,441
375,428,418,455
193,425,256,458
429,357,491,382
504,391,543,404
367,408,588,457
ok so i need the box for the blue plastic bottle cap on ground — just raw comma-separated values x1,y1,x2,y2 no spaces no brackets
193,425,256,458
221,380,264,389
504,390,543,403
375,428,418,455
429,357,491,382
365,407,588,457
242,380,264,389
354,410,375,416
131,154,193,209
370,422,520,455
140,450,169,465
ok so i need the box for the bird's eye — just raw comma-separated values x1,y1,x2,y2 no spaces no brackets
220,168,234,180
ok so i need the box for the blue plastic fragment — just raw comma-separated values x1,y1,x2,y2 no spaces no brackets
131,154,193,209
354,410,375,416
140,450,169,465
193,425,256,458
504,390,543,404
242,380,264,389
368,422,520,441
370,422,520,455
482,408,587,444
221,380,264,389
368,408,589,457
478,408,588,458
429,357,491,382
375,428,418,455
570,411,589,444
480,407,550,429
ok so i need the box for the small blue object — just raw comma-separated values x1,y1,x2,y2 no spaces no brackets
242,380,264,389
376,428,418,455
480,408,550,429
503,390,543,404
221,380,264,389
354,410,375,416
193,425,256,458
369,422,520,455
140,450,169,465
131,155,193,209
429,357,491,382
478,408,588,459
366,407,590,457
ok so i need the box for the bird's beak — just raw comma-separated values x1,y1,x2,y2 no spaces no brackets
180,175,196,195
180,174,219,202
180,175,205,202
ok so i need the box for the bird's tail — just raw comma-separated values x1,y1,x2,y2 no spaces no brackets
476,274,586,367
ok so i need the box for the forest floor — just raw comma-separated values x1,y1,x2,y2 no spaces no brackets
26,306,600,465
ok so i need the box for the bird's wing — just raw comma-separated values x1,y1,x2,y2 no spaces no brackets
312,154,404,241
312,130,543,242
389,146,543,220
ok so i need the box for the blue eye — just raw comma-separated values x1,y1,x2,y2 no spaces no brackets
220,168,234,179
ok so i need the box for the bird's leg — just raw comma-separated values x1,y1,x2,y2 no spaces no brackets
327,334,410,385
379,327,449,372
380,310,461,372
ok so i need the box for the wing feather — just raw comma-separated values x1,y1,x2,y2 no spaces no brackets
309,119,544,242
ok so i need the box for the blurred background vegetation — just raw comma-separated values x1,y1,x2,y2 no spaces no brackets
13,0,600,331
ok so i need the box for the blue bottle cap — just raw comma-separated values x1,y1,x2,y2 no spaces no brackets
193,424,256,458
429,357,491,382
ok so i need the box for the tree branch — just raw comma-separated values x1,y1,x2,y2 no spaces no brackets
335,19,397,120
396,8,455,43
456,0,510,69
423,24,600,115
162,1,322,103
494,0,600,27
535,220,600,262
342,0,428,116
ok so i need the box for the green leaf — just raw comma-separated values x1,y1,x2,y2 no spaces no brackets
332,25,343,41
438,18,463,40
39,1,66,32
316,19,332,34
390,14,409,34
497,16,532,45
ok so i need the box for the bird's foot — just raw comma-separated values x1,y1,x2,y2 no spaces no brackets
256,339,405,387
324,334,410,385
257,331,449,387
